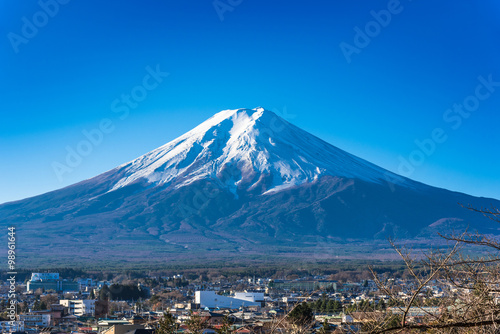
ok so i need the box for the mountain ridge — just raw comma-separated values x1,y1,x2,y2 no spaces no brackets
1,107,499,266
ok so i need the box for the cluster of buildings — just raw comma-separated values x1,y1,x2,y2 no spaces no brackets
0,271,453,333
0,273,104,333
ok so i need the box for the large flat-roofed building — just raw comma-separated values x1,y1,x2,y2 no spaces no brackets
195,291,263,309
234,292,264,303
27,273,79,292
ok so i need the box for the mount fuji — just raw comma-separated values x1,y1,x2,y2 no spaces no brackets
1,107,498,266
110,107,415,195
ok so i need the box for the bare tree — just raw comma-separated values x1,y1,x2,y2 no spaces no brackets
368,205,500,333
155,311,179,334
185,310,206,334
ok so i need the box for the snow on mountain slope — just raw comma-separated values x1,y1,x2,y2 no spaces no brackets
109,107,415,195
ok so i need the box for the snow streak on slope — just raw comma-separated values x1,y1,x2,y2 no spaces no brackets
110,107,415,195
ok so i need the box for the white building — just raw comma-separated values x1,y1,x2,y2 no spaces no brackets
234,292,264,303
19,313,51,327
59,299,95,316
195,291,262,309
0,321,24,332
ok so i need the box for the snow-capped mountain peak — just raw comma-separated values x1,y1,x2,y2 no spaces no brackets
110,107,410,195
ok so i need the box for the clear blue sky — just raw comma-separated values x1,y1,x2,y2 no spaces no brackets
1,0,499,204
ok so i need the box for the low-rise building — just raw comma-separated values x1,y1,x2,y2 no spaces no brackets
19,313,51,327
59,299,96,316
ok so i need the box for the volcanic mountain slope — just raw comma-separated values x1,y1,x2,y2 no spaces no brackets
1,107,499,264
